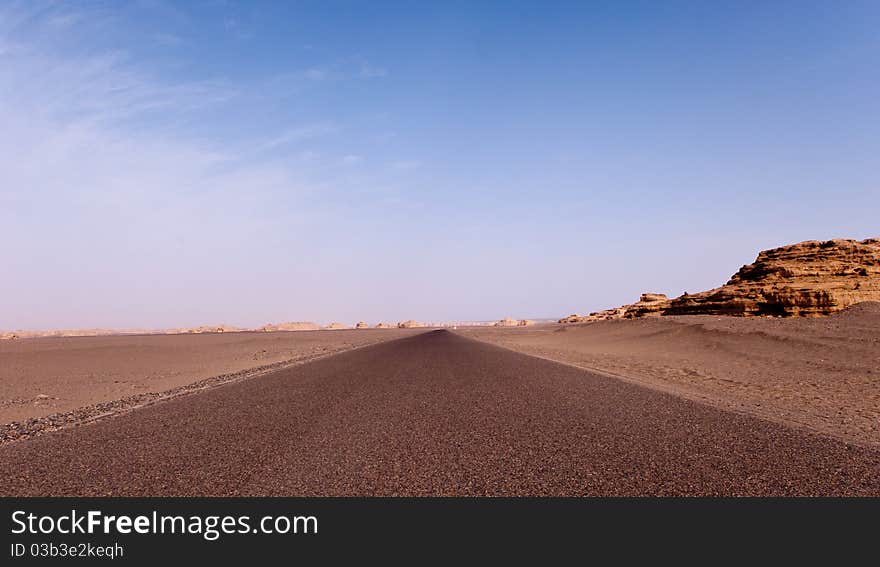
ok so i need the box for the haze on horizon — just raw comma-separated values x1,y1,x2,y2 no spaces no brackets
2,1,878,330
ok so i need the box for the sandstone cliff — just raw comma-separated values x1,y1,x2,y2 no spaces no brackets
561,238,880,322
665,238,880,316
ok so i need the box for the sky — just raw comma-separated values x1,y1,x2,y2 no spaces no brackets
1,1,878,329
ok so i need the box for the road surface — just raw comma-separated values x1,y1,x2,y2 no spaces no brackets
2,330,878,496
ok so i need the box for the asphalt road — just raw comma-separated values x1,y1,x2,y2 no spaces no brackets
2,330,878,496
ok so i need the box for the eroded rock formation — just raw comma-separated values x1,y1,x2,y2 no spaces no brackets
494,318,536,327
259,322,321,332
560,238,880,322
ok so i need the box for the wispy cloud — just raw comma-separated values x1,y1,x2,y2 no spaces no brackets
0,6,312,307
19,52,233,127
0,3,421,328
255,123,338,153
267,59,389,88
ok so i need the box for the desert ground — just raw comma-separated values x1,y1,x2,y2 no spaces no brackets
0,329,420,427
2,330,878,496
1,303,878,496
460,302,880,448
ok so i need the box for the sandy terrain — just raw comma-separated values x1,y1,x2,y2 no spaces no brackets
4,331,878,496
459,303,880,447
0,329,421,425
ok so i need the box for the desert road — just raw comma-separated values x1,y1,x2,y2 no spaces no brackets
2,330,878,496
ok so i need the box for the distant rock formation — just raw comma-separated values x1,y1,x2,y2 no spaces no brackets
0,328,129,339
0,326,245,339
560,238,880,322
325,322,349,330
560,306,628,323
259,322,321,332
189,325,242,334
621,293,670,318
167,324,248,334
397,320,425,328
2,320,350,340
375,323,395,329
355,321,369,329
493,318,536,327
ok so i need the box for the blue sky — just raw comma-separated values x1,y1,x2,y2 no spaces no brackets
2,1,878,329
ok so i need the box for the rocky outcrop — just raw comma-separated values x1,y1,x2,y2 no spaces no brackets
375,323,395,329
560,306,628,323
664,238,880,316
620,293,669,318
1,328,138,339
3,321,318,340
397,320,426,328
259,322,321,332
174,325,246,334
560,238,880,321
355,321,369,329
325,322,349,330
494,318,536,327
